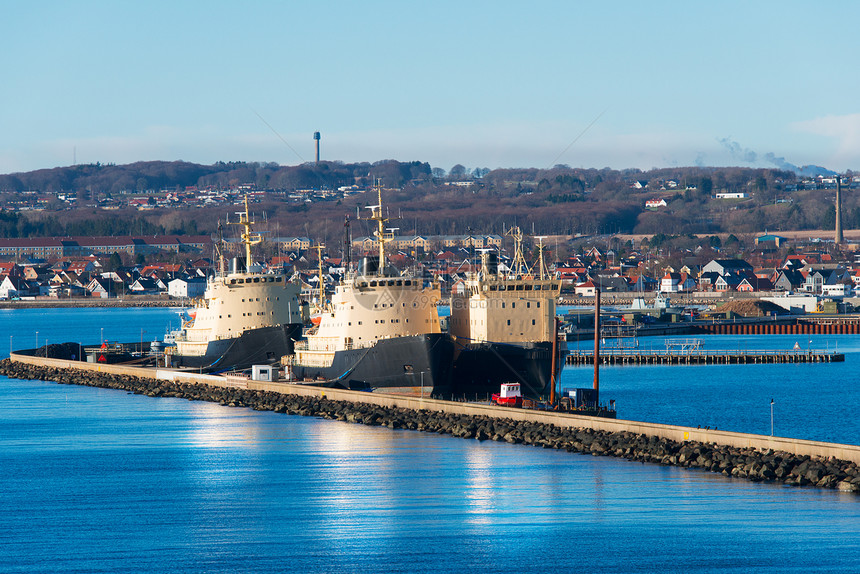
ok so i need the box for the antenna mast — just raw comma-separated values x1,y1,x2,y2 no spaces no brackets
312,244,326,309
507,226,528,277
215,221,226,276
343,215,352,268
363,180,394,275
533,236,549,280
230,196,262,272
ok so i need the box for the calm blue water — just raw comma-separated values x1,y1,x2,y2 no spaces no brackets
2,308,860,572
565,334,860,445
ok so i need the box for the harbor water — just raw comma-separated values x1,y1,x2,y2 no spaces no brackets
1,307,859,572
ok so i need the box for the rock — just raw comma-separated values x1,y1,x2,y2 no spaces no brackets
837,481,859,493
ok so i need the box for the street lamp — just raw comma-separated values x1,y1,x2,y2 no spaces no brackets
770,398,774,436
35,331,38,353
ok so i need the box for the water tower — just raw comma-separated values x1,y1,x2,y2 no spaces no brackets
313,131,320,164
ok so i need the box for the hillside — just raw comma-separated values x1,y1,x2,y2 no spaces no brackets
0,160,855,240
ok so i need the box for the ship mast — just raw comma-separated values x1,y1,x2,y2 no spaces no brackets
533,236,548,280
312,244,326,310
231,196,262,271
507,226,529,278
366,180,392,275
215,221,226,277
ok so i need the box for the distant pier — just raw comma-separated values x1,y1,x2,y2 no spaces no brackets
565,317,860,340
695,318,860,335
566,348,845,366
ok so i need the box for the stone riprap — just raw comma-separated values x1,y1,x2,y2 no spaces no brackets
2,358,859,493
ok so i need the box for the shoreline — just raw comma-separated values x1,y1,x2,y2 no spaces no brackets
0,297,183,310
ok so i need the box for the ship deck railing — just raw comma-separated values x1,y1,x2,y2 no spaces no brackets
296,337,357,352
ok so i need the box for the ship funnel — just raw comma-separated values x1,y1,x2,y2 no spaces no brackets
231,257,247,274
358,256,380,277
486,252,499,276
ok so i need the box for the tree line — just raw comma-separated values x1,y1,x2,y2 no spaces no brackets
0,160,852,239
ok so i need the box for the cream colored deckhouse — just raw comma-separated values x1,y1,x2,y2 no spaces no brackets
448,236,562,400
173,271,302,357
165,198,303,371
293,261,443,365
288,184,454,395
448,272,558,345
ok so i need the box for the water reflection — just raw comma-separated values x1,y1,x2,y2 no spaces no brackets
463,445,495,523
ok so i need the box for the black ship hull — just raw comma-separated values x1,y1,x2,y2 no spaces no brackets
291,333,454,396
168,323,303,373
451,340,561,400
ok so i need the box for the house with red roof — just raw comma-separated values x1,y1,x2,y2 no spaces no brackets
575,280,597,297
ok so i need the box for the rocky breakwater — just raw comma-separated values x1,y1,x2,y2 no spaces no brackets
2,358,859,494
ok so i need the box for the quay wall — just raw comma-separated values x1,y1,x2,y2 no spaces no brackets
10,352,860,465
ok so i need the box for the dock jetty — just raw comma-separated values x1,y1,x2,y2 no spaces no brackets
3,350,860,493
566,349,844,366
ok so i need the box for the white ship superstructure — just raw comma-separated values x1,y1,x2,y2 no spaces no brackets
289,185,453,394
166,198,303,371
294,259,443,366
448,231,562,399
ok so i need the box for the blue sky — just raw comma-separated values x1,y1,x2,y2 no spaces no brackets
3,1,859,174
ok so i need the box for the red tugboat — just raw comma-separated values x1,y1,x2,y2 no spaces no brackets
492,382,524,407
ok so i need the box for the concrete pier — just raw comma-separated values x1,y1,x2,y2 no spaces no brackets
9,351,860,465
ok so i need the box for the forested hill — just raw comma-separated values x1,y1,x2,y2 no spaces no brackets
0,160,854,238
0,160,434,194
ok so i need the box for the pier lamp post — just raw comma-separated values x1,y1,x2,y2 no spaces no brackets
770,398,774,436
101,328,104,346
9,335,12,358
35,331,38,353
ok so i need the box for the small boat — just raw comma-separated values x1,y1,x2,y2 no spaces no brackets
491,382,524,407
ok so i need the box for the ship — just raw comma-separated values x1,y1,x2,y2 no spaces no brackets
448,230,564,400
286,185,454,396
164,197,304,372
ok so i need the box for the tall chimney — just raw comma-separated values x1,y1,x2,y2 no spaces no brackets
593,287,600,400
313,131,321,164
835,176,844,245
